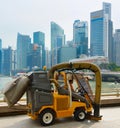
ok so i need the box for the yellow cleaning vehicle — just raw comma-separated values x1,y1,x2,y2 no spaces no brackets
3,62,102,126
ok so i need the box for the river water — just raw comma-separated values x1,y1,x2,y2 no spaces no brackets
0,76,13,99
0,75,120,100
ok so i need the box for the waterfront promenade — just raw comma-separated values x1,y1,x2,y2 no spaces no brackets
1,73,120,127
0,106,120,128
0,95,120,116
0,94,120,128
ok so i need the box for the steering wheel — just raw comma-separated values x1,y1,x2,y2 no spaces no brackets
75,87,80,92
75,87,85,96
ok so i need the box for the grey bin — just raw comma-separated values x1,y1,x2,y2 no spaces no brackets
27,71,53,113
27,88,53,112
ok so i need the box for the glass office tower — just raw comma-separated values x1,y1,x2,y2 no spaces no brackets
113,29,120,66
90,10,104,56
0,39,2,74
33,31,45,69
58,46,77,63
90,2,113,61
51,21,65,66
17,33,31,70
0,39,2,50
1,47,12,76
73,20,88,57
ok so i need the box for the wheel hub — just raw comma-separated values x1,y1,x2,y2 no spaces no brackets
43,113,53,124
79,112,85,119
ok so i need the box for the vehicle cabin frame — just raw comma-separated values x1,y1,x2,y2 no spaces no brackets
27,62,102,126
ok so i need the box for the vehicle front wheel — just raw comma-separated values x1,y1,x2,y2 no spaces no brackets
39,109,55,126
74,109,86,121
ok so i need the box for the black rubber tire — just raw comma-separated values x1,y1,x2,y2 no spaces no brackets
39,109,55,126
74,109,86,121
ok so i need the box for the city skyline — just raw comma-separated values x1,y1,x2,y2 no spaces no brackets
0,0,120,49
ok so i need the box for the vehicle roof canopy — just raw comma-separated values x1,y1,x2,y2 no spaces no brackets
49,62,102,117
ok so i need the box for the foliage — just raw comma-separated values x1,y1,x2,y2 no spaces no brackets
99,63,120,71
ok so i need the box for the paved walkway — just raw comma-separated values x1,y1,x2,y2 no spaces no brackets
0,107,120,128
0,96,120,116
0,101,27,116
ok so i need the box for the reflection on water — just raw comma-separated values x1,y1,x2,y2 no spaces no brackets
1,75,120,100
88,72,120,95
0,77,12,90
0,76,12,99
90,80,120,94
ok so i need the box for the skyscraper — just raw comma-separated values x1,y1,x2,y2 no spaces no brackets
33,31,45,69
33,31,45,47
103,2,113,62
90,10,104,56
45,48,51,69
113,29,120,66
11,50,17,75
17,33,31,70
0,39,2,50
103,2,111,20
90,2,113,61
73,20,88,57
0,39,2,74
1,47,12,76
58,46,77,63
51,21,65,66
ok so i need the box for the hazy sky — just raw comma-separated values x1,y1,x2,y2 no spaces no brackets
0,0,120,49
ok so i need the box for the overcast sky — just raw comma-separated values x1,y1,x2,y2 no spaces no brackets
0,0,120,49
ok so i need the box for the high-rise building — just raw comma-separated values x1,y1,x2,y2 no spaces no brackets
0,50,2,74
0,39,2,50
73,20,88,57
1,47,12,76
0,39,2,74
58,46,77,63
90,2,113,61
108,20,113,63
51,21,65,66
27,44,42,70
17,33,31,70
90,10,104,56
45,48,51,69
33,31,45,69
11,50,17,75
103,2,113,62
113,29,120,66
103,2,111,20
